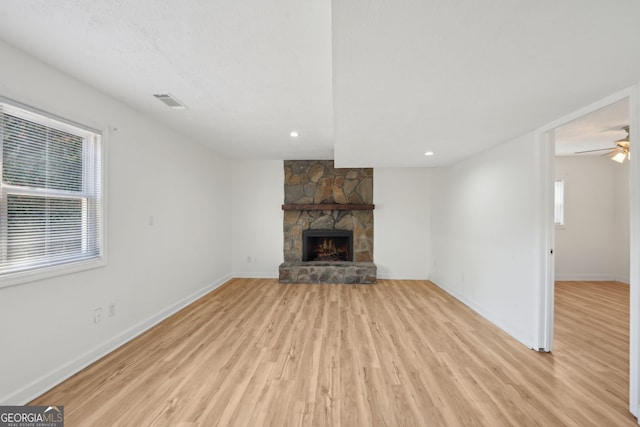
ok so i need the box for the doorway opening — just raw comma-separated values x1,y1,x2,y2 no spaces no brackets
538,88,638,417
553,99,630,285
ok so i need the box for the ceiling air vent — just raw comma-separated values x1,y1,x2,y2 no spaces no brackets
153,93,187,110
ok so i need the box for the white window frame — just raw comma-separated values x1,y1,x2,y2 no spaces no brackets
554,178,565,228
0,97,106,288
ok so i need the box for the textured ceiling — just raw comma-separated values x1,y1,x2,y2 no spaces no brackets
332,0,640,166
555,99,629,157
0,0,334,161
0,1,639,166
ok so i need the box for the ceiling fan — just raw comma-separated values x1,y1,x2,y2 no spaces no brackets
574,125,630,163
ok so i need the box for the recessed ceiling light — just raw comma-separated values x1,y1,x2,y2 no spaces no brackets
290,131,299,138
424,151,435,156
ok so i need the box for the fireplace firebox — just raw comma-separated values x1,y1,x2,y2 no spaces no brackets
302,230,353,262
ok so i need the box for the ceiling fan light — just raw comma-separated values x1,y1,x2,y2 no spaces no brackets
612,151,627,163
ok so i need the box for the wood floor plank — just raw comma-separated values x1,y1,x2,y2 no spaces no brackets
29,278,636,426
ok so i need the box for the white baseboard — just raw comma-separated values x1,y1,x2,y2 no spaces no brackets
233,271,279,279
3,273,232,405
376,273,429,280
555,274,629,284
616,276,631,285
430,279,533,349
234,271,429,281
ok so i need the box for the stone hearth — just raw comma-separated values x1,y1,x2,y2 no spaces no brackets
279,160,376,284
279,262,377,284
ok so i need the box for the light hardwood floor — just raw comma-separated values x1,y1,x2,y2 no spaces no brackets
31,279,635,426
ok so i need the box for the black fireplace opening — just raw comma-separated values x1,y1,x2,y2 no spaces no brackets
302,229,353,262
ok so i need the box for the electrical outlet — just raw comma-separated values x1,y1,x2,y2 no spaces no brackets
94,307,103,324
108,303,116,318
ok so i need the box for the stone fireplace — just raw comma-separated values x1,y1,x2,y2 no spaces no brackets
303,229,353,262
279,160,376,284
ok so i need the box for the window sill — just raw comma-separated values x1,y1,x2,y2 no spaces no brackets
0,257,107,289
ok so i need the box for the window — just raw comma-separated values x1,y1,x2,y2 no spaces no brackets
554,179,564,226
0,99,103,285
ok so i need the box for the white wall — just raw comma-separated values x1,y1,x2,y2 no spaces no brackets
231,160,283,277
374,168,432,279
430,133,541,348
229,162,433,279
555,156,630,283
0,40,233,404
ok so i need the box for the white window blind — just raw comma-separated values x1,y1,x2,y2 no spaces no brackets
0,100,103,279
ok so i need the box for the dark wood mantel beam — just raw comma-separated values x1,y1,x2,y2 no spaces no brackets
282,204,375,211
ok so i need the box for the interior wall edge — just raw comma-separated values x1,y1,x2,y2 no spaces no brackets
627,82,640,417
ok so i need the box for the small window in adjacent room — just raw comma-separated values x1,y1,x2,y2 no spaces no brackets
554,179,565,226
0,98,104,287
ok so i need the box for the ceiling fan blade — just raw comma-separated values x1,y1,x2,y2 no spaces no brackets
614,125,630,144
575,147,616,154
